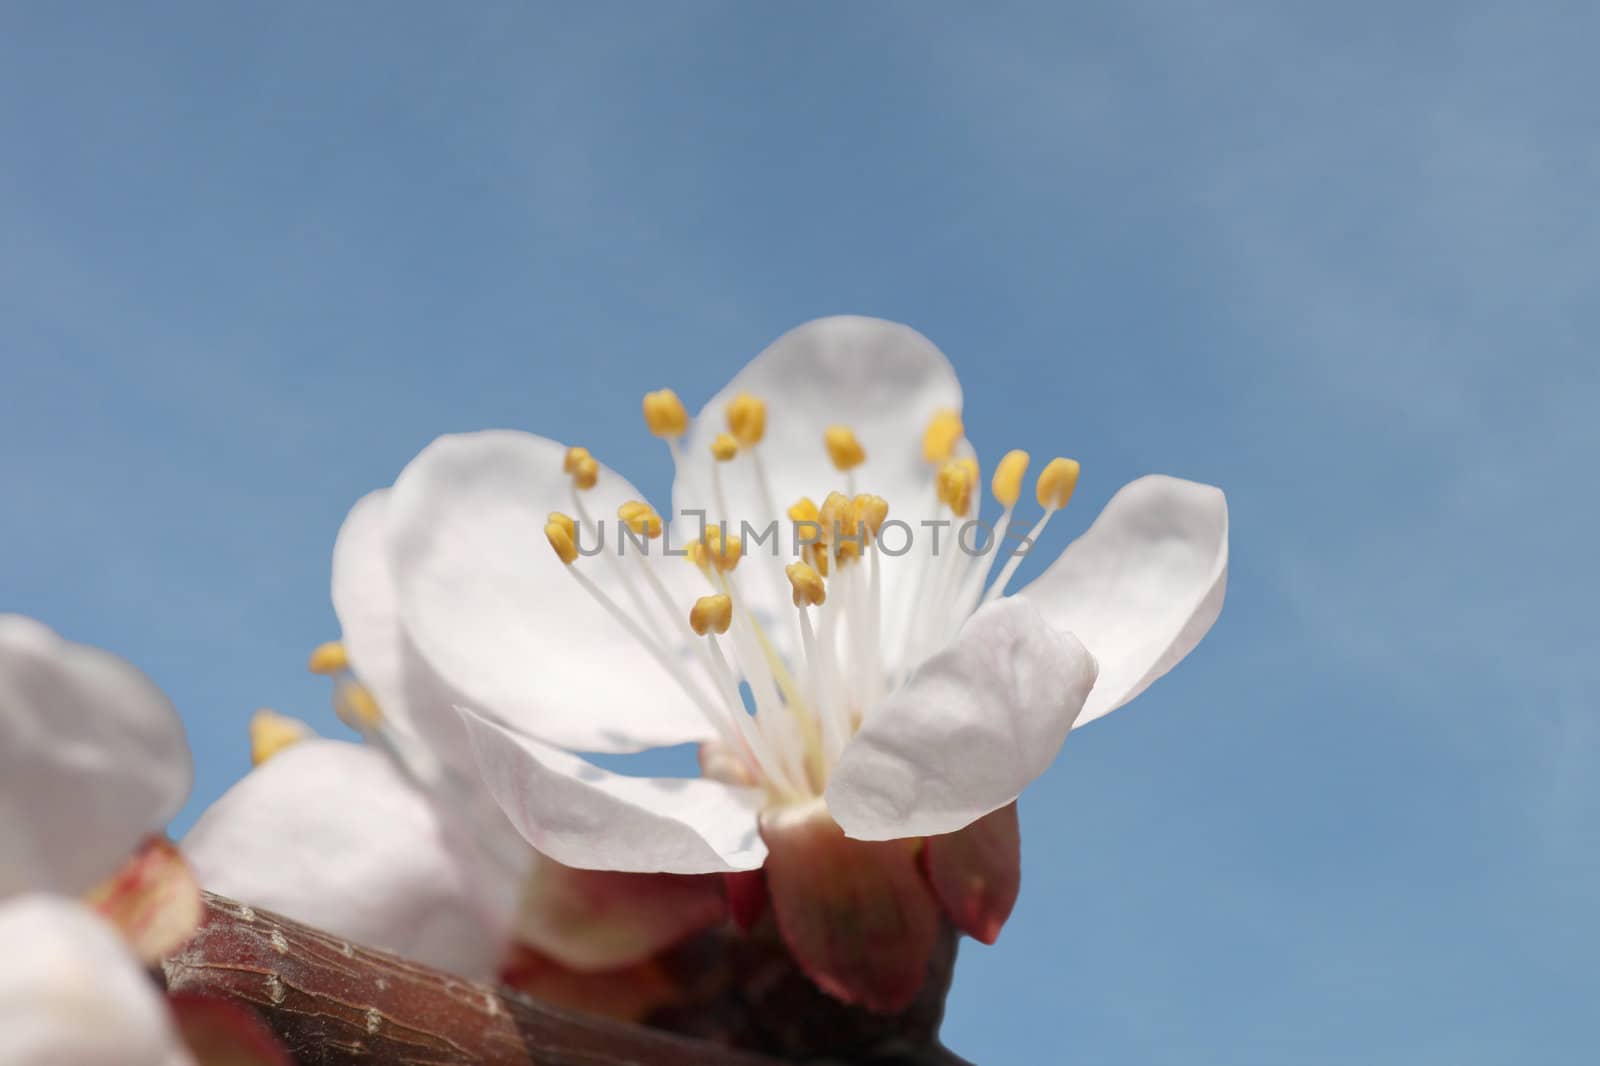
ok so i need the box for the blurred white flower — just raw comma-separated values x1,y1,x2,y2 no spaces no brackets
0,615,197,1063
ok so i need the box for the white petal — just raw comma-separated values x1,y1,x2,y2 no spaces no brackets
826,598,1097,841
182,740,521,978
387,430,714,753
332,488,477,778
676,316,962,635
1017,475,1228,726
458,706,767,874
0,616,191,897
0,894,194,1066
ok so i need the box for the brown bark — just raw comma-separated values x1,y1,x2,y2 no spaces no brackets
163,893,973,1066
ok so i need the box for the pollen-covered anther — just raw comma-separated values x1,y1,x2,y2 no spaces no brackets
642,389,690,438
789,496,831,574
937,459,976,518
710,432,740,462
992,449,1031,508
307,640,349,676
1036,457,1081,510
853,494,889,540
570,454,599,491
785,562,826,607
819,491,864,564
824,425,866,471
545,512,579,565
249,709,310,766
689,594,734,636
689,529,743,574
921,408,964,464
333,681,383,731
562,446,591,474
726,393,766,447
617,500,663,539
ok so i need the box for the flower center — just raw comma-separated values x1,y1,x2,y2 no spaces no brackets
544,394,1084,809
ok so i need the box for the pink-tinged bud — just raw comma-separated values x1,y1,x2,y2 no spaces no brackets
758,798,939,1014
498,942,680,1023
168,994,294,1065
921,802,1021,945
83,836,202,964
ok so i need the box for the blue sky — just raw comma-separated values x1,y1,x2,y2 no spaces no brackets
2,3,1594,1062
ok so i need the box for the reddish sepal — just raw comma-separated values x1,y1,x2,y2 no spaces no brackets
85,836,202,963
760,799,939,1014
499,942,681,1022
519,860,726,972
168,994,293,1066
724,868,768,930
921,801,1021,944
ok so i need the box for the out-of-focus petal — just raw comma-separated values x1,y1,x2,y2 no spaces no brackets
0,615,192,897
0,894,194,1066
1017,475,1228,725
827,598,1097,841
459,706,767,875
182,740,518,978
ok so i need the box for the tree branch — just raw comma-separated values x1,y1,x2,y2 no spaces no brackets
163,892,780,1066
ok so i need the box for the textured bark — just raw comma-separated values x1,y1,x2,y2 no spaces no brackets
162,892,972,1066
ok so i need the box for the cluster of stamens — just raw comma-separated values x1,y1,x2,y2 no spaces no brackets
540,385,1082,804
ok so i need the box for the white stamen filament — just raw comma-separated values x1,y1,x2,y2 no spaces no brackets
981,507,1055,608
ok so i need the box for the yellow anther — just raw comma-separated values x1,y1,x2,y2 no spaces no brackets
562,446,592,474
824,425,866,471
307,640,348,676
819,491,864,564
690,528,743,574
726,393,767,448
992,449,1031,508
689,594,734,636
546,512,579,565
922,408,964,464
710,432,740,462
937,459,975,518
642,389,689,438
333,681,383,731
617,500,662,539
788,496,820,525
1036,457,1081,510
853,494,889,539
785,562,827,608
571,455,599,491
250,709,310,766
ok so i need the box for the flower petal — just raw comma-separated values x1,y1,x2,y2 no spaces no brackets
0,894,194,1066
760,799,940,1014
182,740,519,978
331,489,476,779
85,837,203,964
922,802,1021,945
676,317,962,636
458,705,767,874
0,615,192,896
517,860,726,972
387,430,714,753
826,597,1098,841
1017,475,1228,726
